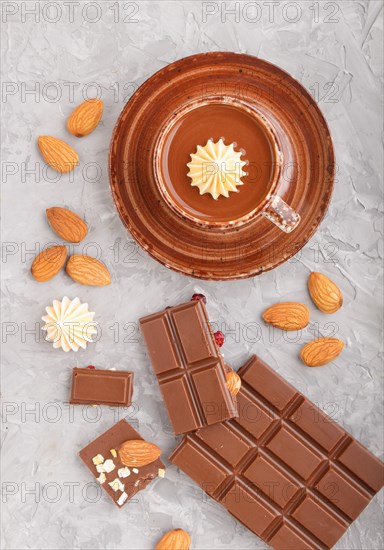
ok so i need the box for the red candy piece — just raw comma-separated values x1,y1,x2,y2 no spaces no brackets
191,293,207,304
86,365,95,369
214,331,225,347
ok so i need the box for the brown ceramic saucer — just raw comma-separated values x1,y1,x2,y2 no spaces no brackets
109,52,335,280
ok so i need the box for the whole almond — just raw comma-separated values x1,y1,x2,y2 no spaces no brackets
226,370,241,395
66,255,111,286
118,440,161,467
155,529,191,550
46,207,88,243
38,136,79,173
262,302,310,331
300,338,344,367
308,272,343,314
31,246,67,282
67,99,103,137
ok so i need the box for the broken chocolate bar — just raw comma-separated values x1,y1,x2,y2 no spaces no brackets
70,368,133,407
79,419,165,508
140,300,237,435
170,355,383,549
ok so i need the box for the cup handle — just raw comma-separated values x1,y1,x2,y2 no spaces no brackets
262,195,301,233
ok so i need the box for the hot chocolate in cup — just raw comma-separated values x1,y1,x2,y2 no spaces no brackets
154,97,300,232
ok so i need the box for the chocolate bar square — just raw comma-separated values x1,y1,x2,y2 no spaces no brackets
70,368,133,407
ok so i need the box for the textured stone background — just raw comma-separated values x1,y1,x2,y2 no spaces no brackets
1,1,383,549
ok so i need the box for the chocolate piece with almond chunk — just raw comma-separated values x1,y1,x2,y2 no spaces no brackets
79,419,164,508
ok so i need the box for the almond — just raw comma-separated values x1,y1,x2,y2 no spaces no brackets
31,246,67,282
67,99,103,137
308,272,343,314
46,207,88,243
66,255,111,286
226,370,241,395
262,302,310,331
155,529,191,550
118,440,161,467
38,136,79,173
300,338,344,367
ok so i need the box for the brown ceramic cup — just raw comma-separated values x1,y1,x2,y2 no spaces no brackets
109,52,335,280
154,96,300,232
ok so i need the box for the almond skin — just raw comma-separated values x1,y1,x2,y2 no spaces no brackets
262,302,310,331
46,207,88,243
38,136,79,173
308,272,343,314
67,99,103,137
300,338,344,367
31,246,67,282
66,255,111,286
118,440,161,467
226,370,241,395
155,529,191,550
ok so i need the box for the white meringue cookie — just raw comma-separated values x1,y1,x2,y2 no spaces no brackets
42,296,97,352
187,138,246,200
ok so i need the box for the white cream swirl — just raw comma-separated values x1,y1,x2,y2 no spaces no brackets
42,296,97,352
187,138,246,200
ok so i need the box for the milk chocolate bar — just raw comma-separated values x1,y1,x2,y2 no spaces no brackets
170,355,383,549
140,300,237,435
70,368,133,406
79,419,165,508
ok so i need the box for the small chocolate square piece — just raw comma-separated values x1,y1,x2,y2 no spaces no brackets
79,419,165,508
70,368,133,407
